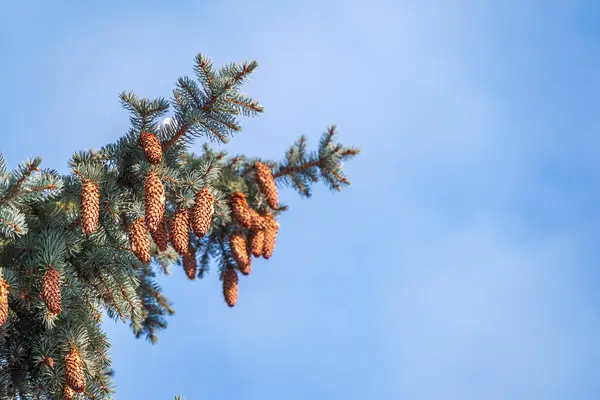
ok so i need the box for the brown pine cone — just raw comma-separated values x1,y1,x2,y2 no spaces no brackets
248,230,265,257
80,179,99,236
170,208,190,256
191,187,215,238
65,346,85,393
150,217,169,252
140,131,163,165
0,278,9,326
41,268,61,315
44,356,54,369
229,192,253,228
129,218,151,264
262,212,280,259
222,269,238,307
182,252,197,280
230,231,251,275
144,171,165,232
255,161,278,209
63,385,75,400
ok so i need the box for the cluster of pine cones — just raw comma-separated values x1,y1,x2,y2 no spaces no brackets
80,130,281,307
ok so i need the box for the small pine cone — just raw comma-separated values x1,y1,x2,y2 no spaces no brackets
230,231,251,275
80,179,99,236
41,268,61,315
262,213,280,259
170,208,190,255
129,218,151,264
182,252,197,280
65,347,85,393
144,172,165,232
229,192,253,228
255,161,279,209
248,230,265,258
150,217,169,252
191,187,215,238
45,356,54,369
0,279,9,326
222,269,238,307
63,385,75,400
140,131,163,165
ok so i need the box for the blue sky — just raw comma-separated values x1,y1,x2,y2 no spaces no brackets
2,0,600,399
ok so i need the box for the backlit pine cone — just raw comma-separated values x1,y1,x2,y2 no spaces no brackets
144,171,165,232
170,208,190,256
262,212,280,259
140,131,163,165
41,268,61,315
80,179,99,236
229,192,253,228
248,230,265,258
222,269,238,308
191,187,214,238
129,218,151,264
150,217,169,252
182,252,197,280
230,231,251,276
255,161,278,209
65,346,85,393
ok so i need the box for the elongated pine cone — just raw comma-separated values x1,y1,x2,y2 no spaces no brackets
64,385,75,400
65,347,85,393
144,171,165,232
230,231,251,275
262,213,280,259
182,252,197,280
41,268,61,315
229,192,253,228
129,218,151,264
80,179,99,236
248,230,265,257
140,131,162,165
150,217,169,252
170,208,190,255
223,269,238,307
0,278,9,326
255,161,278,209
191,187,215,238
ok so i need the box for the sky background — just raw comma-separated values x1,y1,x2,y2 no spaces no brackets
2,0,600,399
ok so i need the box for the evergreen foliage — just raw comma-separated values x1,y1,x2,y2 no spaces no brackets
0,52,359,399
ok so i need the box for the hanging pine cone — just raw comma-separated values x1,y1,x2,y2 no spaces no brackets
63,385,75,400
144,171,165,232
129,218,151,264
229,192,253,228
182,252,197,280
65,346,85,393
222,269,238,307
140,131,162,165
249,209,269,231
80,179,99,236
41,268,61,315
248,230,265,257
150,217,169,252
230,231,251,275
0,278,9,326
170,208,190,256
262,212,279,259
255,161,279,209
191,187,214,238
